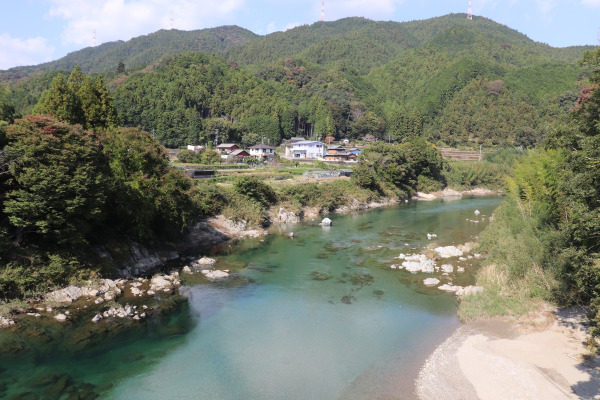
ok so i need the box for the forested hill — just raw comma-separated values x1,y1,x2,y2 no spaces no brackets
0,25,257,79
223,14,587,72
1,13,596,149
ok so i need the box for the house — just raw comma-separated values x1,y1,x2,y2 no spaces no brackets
327,145,346,155
186,145,204,153
249,144,276,159
285,140,325,159
216,143,239,154
323,152,357,162
230,149,250,158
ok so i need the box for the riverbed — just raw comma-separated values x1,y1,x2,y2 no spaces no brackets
0,196,502,399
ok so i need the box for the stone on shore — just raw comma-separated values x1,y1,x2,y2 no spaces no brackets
440,264,454,273
0,316,15,328
434,246,463,258
196,256,217,265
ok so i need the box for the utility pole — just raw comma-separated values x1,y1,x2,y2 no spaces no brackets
215,129,219,146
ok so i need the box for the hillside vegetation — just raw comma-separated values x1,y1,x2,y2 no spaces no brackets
1,14,592,149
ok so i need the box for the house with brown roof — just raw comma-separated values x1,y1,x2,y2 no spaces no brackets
216,143,239,154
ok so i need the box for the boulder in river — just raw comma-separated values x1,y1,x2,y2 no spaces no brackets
321,218,332,226
396,253,435,273
201,270,230,281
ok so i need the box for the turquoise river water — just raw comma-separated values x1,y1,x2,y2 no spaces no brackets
0,196,502,400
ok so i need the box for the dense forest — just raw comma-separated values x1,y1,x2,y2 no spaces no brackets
0,14,593,149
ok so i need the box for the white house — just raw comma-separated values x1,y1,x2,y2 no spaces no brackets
187,145,204,152
285,140,325,159
249,144,276,159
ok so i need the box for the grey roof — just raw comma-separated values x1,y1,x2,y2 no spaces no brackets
293,140,324,145
249,144,276,149
216,143,238,148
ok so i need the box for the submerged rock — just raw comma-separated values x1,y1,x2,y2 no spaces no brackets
310,271,333,281
423,278,440,286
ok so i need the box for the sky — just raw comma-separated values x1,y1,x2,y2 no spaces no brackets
1,0,600,70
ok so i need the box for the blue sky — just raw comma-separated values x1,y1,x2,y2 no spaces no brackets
2,0,600,70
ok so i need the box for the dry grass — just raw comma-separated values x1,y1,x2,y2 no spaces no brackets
458,263,555,322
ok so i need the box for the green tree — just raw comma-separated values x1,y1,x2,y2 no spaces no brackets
34,74,83,125
116,61,126,75
34,67,117,129
4,116,108,246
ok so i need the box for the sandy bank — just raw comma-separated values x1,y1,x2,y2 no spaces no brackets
416,308,600,399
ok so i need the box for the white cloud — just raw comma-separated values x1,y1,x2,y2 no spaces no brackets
0,34,55,70
582,0,600,6
533,0,557,14
47,0,245,47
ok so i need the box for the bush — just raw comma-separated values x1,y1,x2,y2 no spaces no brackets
177,149,200,163
233,176,277,206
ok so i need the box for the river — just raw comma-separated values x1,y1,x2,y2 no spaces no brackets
0,196,502,399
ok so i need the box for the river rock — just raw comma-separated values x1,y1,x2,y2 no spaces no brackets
438,284,461,292
434,246,463,258
275,207,300,224
201,270,230,281
440,264,454,273
321,218,332,226
457,285,484,296
195,257,217,266
54,313,67,321
396,253,435,273
423,278,440,286
0,316,15,328
474,209,481,216
91,314,103,323
182,266,193,274
150,276,171,292
442,188,462,197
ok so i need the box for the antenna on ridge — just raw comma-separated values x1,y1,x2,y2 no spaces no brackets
467,0,473,20
320,1,325,22
92,29,96,47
